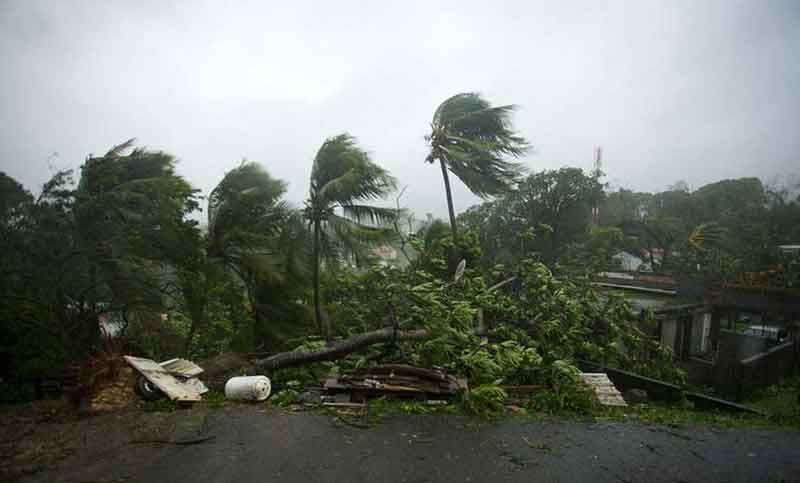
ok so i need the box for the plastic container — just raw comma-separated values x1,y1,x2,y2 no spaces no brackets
224,375,272,401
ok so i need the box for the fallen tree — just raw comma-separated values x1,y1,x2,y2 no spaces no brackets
252,326,431,370
252,276,516,371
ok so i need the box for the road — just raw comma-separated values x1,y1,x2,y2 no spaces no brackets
11,405,800,483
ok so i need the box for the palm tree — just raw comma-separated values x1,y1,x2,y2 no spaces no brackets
688,222,725,251
425,93,529,242
304,134,396,340
206,161,292,290
172,161,307,355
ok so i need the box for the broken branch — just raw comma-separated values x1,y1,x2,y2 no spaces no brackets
253,327,431,370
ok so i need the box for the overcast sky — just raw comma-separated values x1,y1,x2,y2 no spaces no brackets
1,0,799,220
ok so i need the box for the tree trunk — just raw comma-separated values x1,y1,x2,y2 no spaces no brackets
439,159,458,242
253,326,431,370
439,158,459,271
312,218,329,341
252,276,515,371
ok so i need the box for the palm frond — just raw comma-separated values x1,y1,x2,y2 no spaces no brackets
311,133,396,205
105,138,137,158
340,204,398,225
208,161,287,244
689,222,726,250
428,93,529,197
326,214,392,265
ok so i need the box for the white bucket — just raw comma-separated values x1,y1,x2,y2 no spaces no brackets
224,376,272,401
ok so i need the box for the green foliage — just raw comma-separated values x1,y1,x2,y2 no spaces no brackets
745,376,800,427
459,168,603,268
207,161,293,286
1,140,208,381
321,231,685,418
306,133,397,267
618,402,773,428
305,133,397,338
270,388,301,407
530,384,597,414
426,93,528,198
465,384,508,418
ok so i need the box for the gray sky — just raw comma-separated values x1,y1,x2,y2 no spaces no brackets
2,0,799,220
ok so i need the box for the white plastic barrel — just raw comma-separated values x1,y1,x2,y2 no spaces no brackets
224,376,272,401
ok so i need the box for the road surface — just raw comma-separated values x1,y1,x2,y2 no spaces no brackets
9,405,800,482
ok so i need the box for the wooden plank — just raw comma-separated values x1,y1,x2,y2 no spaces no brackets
580,372,627,407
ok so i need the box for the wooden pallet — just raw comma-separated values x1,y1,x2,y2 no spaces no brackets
580,372,628,407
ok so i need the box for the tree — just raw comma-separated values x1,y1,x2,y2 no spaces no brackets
74,140,202,355
0,170,84,377
0,172,32,223
459,168,603,267
425,93,528,243
207,161,292,295
510,168,603,263
181,161,301,355
621,216,685,270
304,134,396,340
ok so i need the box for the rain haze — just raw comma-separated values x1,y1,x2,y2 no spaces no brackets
1,0,799,219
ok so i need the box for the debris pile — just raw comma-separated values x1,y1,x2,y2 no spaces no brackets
124,356,209,402
323,364,467,403
88,366,138,412
198,352,257,391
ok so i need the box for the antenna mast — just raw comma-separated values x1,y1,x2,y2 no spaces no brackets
592,146,602,226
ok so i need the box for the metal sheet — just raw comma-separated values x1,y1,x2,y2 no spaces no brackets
124,355,203,402
159,358,204,378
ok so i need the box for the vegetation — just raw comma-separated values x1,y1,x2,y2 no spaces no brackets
425,93,528,244
304,134,397,340
1,93,798,420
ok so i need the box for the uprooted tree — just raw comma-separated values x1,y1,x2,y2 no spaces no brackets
254,233,685,407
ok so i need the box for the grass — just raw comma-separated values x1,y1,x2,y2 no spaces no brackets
599,402,775,428
144,376,800,430
594,377,800,429
744,376,800,426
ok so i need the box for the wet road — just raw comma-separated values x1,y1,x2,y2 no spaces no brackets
18,405,800,483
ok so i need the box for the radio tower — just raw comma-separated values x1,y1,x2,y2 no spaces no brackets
591,146,602,226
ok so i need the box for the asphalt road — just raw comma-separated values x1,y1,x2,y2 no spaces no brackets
16,405,800,483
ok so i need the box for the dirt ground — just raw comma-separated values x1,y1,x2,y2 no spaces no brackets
2,402,800,483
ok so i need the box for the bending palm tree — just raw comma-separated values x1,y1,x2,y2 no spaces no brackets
207,161,291,290
425,93,529,242
191,161,306,354
304,134,396,340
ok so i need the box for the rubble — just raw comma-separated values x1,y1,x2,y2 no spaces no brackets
124,355,208,402
88,366,138,412
198,352,256,391
323,364,467,403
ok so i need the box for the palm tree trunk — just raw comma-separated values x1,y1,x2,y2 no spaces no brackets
439,159,459,270
312,218,327,340
439,159,458,241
